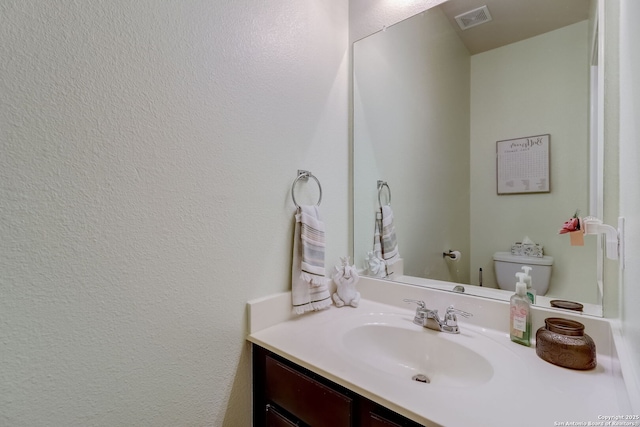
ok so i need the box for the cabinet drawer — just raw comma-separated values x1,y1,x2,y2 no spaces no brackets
368,413,404,427
265,355,353,426
359,399,424,427
266,404,299,427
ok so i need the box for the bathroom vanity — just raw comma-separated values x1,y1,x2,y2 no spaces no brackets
247,277,633,426
253,345,422,426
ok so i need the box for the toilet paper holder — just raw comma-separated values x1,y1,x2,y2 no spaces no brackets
443,250,460,260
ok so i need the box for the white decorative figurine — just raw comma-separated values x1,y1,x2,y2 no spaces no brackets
332,257,361,308
365,251,386,278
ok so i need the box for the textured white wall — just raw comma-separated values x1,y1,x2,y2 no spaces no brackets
0,1,348,425
469,22,597,301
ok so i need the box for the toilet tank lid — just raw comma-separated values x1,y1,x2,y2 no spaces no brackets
493,251,554,265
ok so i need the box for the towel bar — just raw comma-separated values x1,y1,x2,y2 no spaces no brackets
377,180,391,207
291,170,322,208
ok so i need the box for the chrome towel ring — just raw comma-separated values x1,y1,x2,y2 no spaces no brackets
377,180,391,207
291,170,322,208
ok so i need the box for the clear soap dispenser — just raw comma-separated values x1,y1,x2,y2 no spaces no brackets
521,266,535,304
510,272,531,347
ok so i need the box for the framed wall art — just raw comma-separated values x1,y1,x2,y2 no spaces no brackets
496,134,550,195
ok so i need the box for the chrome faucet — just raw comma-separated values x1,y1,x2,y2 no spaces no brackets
403,299,472,334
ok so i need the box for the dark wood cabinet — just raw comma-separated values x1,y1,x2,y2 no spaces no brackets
265,404,299,427
253,345,424,427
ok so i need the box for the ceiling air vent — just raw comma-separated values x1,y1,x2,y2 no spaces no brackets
455,5,493,30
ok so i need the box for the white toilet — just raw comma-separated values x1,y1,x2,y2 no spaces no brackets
493,252,554,295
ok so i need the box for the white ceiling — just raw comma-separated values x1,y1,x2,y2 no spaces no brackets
439,0,590,54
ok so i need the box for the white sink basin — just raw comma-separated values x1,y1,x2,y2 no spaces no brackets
324,312,515,388
342,321,494,387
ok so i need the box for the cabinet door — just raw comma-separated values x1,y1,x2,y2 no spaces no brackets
265,355,353,426
265,404,300,427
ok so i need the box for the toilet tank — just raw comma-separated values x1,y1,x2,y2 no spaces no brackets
493,252,554,295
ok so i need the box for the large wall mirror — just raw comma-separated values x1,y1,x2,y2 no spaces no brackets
353,0,605,316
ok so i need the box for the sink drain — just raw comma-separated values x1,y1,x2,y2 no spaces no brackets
412,374,430,383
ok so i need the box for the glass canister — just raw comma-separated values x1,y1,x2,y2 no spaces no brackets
535,317,597,370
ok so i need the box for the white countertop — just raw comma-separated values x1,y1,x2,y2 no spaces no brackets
247,279,633,426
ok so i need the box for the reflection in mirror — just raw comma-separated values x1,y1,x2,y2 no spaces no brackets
353,0,603,316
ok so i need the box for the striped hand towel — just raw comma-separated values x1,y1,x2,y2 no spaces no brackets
291,205,331,314
380,205,400,264
373,211,384,262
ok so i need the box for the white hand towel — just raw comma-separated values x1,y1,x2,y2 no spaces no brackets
291,205,332,314
380,205,400,264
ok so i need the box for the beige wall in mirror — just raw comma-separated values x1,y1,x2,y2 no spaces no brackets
353,0,603,314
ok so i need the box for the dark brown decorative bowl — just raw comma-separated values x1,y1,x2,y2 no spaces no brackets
536,318,597,370
550,300,584,312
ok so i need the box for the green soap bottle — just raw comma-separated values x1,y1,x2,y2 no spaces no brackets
510,273,531,346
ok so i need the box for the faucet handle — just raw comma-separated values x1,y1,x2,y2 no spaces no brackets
404,299,428,327
445,305,472,318
444,306,472,327
403,299,426,309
